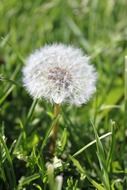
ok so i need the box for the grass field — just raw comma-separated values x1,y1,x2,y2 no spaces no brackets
0,0,127,189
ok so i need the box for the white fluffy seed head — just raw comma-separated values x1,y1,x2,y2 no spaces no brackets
22,43,97,105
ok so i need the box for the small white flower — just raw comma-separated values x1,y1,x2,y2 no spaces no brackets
53,156,62,168
22,43,97,105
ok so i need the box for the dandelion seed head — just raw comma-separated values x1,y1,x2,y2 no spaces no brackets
22,43,97,105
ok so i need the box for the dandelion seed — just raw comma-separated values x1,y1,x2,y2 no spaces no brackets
22,43,97,105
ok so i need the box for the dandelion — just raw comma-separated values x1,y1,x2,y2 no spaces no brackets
22,43,97,154
22,43,97,106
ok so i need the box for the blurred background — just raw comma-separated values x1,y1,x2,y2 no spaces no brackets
0,0,127,189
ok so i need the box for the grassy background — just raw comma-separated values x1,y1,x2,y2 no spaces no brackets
0,0,126,189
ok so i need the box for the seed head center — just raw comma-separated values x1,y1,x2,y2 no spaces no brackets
48,67,72,89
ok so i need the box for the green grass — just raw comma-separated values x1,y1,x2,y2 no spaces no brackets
0,0,126,189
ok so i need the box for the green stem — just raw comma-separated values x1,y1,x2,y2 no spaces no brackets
50,104,61,155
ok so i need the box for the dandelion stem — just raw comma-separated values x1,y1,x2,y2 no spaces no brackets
50,103,61,155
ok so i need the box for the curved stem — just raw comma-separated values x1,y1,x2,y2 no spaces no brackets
50,103,61,155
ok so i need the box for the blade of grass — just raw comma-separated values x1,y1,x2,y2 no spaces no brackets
0,76,21,86
60,128,68,152
92,122,111,190
87,177,105,190
18,173,40,190
0,64,21,105
0,133,16,189
26,99,38,122
40,114,61,151
33,183,42,190
70,156,105,190
66,17,89,50
72,132,112,157
0,85,14,105
106,121,116,171
69,155,86,175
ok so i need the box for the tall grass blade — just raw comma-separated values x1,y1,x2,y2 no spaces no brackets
0,133,16,189
92,122,111,190
40,114,60,151
72,132,112,157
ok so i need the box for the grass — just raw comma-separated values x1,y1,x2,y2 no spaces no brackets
0,0,126,189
